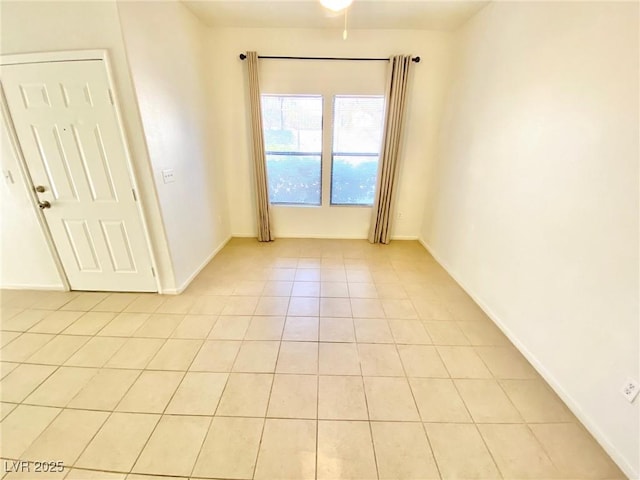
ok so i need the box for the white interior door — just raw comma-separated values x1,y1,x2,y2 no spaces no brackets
1,59,156,292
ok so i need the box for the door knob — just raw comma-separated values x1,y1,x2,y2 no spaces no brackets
35,185,46,193
38,201,51,209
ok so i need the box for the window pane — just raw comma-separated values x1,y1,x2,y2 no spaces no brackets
331,155,379,205
262,95,322,205
266,154,321,205
331,96,385,205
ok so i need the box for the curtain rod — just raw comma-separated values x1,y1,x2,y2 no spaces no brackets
239,53,420,63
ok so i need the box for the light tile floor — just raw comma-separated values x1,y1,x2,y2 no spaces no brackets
0,238,626,480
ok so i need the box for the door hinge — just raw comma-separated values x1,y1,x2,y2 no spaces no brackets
151,267,156,277
108,89,114,105
132,188,137,201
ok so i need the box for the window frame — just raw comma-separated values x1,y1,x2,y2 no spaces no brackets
262,94,324,206
329,94,386,207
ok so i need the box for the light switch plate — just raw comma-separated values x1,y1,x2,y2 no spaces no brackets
162,169,175,184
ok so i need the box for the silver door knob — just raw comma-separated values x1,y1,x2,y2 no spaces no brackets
35,185,46,193
38,201,51,209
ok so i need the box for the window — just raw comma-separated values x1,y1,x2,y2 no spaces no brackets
331,96,385,206
261,94,386,207
262,95,323,205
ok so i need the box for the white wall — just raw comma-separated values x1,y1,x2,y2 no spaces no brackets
421,2,639,476
208,27,453,239
117,2,230,292
0,0,177,292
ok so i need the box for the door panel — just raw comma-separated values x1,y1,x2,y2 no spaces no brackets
2,59,156,292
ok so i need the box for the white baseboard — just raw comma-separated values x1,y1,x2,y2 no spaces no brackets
0,283,66,291
163,235,232,295
417,237,637,480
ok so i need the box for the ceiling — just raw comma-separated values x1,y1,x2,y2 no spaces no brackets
181,0,489,31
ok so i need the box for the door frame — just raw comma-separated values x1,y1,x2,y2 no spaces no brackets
0,49,161,293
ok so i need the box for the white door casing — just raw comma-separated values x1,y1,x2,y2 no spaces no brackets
1,59,157,292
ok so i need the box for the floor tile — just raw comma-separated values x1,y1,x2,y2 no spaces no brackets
233,340,280,372
423,321,470,346
221,296,258,315
208,315,251,340
319,342,360,375
0,361,19,379
457,320,509,346
0,331,21,348
254,419,316,479
0,405,61,459
189,340,241,372
321,282,349,298
358,343,404,376
0,363,56,403
437,346,492,378
170,314,217,339
0,401,17,420
192,416,264,479
425,423,500,479
25,366,97,407
254,297,290,316
397,344,449,378
409,378,472,422
146,339,202,370
262,280,293,296
64,312,116,335
371,422,439,479
233,280,266,296
318,375,368,420
287,297,320,316
381,299,418,319
291,282,321,297
132,313,183,338
320,298,352,317
530,423,625,479
116,370,183,413
319,317,355,343
189,295,227,315
317,420,377,480
388,319,432,344
354,318,394,343
282,316,318,341
348,282,378,298
59,293,108,311
267,374,317,419
216,373,273,416
351,298,385,318
91,293,139,312
1,309,51,332
475,346,539,379
65,336,126,367
21,409,108,465
455,379,522,423
364,376,420,421
29,311,84,333
165,372,228,415
25,334,90,365
500,379,574,422
478,423,559,479
123,295,165,313
244,316,285,340
276,341,318,374
132,415,210,477
64,470,126,479
1,333,55,362
105,337,165,369
68,368,140,410
76,412,159,472
155,295,197,315
98,313,150,337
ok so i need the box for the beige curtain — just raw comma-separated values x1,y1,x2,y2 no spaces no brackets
368,55,413,244
246,51,273,242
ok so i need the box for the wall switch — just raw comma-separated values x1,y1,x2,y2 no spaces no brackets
621,378,639,403
161,169,175,184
